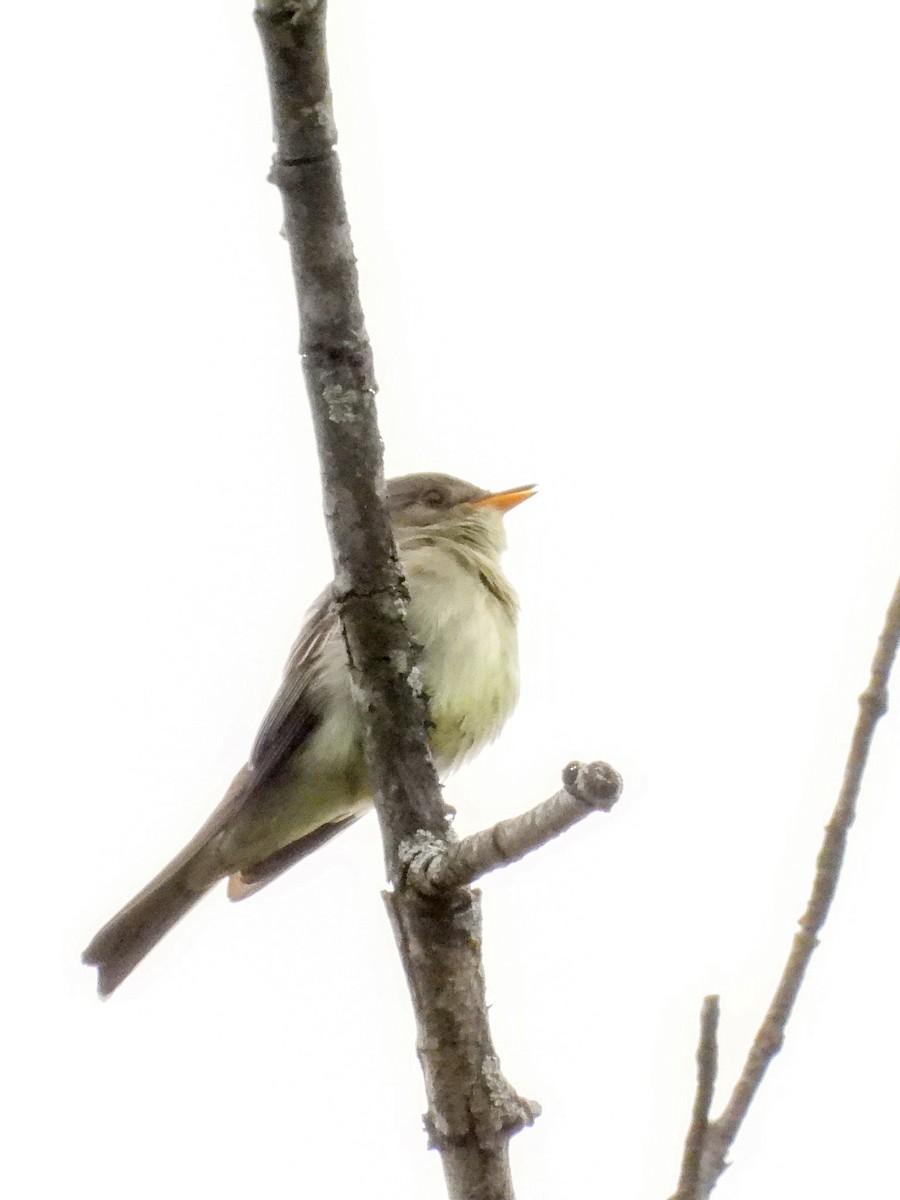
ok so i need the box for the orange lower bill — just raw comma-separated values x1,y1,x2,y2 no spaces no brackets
472,484,538,513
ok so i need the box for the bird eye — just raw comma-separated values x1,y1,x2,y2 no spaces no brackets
423,489,444,508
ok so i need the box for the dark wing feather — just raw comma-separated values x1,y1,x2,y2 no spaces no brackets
249,587,336,783
228,812,363,899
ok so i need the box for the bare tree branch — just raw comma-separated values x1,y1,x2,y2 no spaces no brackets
253,0,446,860
672,575,900,1199
253,3,570,1195
404,761,622,894
670,996,720,1200
382,887,542,1198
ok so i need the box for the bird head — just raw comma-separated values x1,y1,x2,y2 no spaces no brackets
387,473,536,551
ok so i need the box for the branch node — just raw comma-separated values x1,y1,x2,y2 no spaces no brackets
398,830,454,897
423,1092,541,1151
858,684,888,719
561,759,623,811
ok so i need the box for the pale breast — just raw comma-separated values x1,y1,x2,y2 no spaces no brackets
404,543,519,775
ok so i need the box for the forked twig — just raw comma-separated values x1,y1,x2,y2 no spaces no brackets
673,576,900,1199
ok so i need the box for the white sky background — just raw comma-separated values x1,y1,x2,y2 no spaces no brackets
4,2,900,1197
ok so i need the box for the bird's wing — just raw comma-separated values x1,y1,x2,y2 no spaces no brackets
248,586,336,783
226,811,364,900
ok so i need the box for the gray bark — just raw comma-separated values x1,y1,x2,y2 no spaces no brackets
254,3,539,1195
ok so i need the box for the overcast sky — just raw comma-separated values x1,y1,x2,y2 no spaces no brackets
5,2,900,1198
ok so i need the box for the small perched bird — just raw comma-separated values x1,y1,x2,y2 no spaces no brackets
83,472,535,996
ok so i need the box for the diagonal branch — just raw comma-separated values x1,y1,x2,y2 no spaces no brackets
403,761,622,894
672,575,900,1199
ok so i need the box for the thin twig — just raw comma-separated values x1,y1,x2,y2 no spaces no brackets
676,576,900,1199
671,996,720,1200
404,761,622,894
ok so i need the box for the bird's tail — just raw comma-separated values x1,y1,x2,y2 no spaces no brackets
82,842,220,997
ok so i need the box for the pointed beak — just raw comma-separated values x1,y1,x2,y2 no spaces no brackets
471,484,538,514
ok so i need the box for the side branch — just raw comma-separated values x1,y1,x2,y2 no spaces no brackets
671,996,720,1200
403,761,623,894
673,575,900,1200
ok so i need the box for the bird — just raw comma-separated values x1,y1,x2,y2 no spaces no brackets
83,472,535,996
